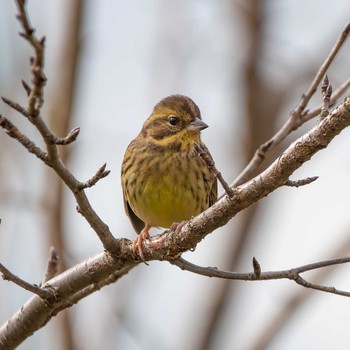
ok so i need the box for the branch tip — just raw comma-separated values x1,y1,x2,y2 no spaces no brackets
42,246,59,284
1,96,29,118
21,79,31,96
77,164,111,190
285,176,318,188
53,127,80,145
0,262,51,298
252,257,261,277
49,246,58,261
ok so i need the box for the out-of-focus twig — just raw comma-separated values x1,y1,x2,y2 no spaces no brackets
42,246,59,285
0,263,51,298
231,23,350,189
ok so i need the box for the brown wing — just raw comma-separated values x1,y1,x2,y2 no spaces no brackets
123,195,145,234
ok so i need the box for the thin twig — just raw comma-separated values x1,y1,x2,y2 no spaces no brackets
295,23,350,115
284,176,318,188
319,75,333,120
171,256,350,298
15,0,46,117
303,77,350,121
0,263,52,299
252,257,261,277
248,231,350,350
42,247,59,284
52,127,80,145
0,115,48,162
21,79,31,96
292,274,350,297
194,142,235,198
77,163,111,190
1,97,29,118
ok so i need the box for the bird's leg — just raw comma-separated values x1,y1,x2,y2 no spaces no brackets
133,224,151,263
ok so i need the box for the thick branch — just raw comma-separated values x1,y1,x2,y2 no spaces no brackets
0,250,135,349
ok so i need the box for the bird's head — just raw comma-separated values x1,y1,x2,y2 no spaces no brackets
140,95,208,149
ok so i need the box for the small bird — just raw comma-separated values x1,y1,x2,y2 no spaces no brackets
121,94,217,261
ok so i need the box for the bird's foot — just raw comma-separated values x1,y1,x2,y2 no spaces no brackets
132,225,152,265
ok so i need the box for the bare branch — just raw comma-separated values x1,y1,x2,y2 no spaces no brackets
0,115,48,162
231,23,350,188
1,1,119,254
319,75,333,120
194,142,235,198
21,79,31,96
284,176,318,188
77,163,111,190
42,247,59,285
15,0,46,117
0,251,136,349
171,256,350,298
52,127,80,145
295,23,350,114
249,232,350,350
303,77,350,121
0,263,51,299
1,97,29,118
252,257,261,277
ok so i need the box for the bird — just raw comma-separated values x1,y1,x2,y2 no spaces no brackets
121,94,217,261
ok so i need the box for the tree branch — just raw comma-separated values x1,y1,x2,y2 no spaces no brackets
231,23,350,188
0,115,48,162
171,256,350,298
194,142,235,198
41,247,59,285
0,263,51,299
2,0,119,255
284,176,318,188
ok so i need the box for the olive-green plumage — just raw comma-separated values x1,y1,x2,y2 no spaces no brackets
121,95,217,249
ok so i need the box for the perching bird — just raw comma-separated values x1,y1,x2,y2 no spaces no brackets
121,94,217,261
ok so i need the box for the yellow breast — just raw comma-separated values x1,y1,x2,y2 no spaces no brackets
129,152,210,228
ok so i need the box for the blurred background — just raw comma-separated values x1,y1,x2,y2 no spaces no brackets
1,1,350,349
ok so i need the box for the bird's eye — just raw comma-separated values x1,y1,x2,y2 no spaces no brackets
168,116,179,126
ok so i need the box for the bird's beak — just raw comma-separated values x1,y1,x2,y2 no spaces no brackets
187,117,208,132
